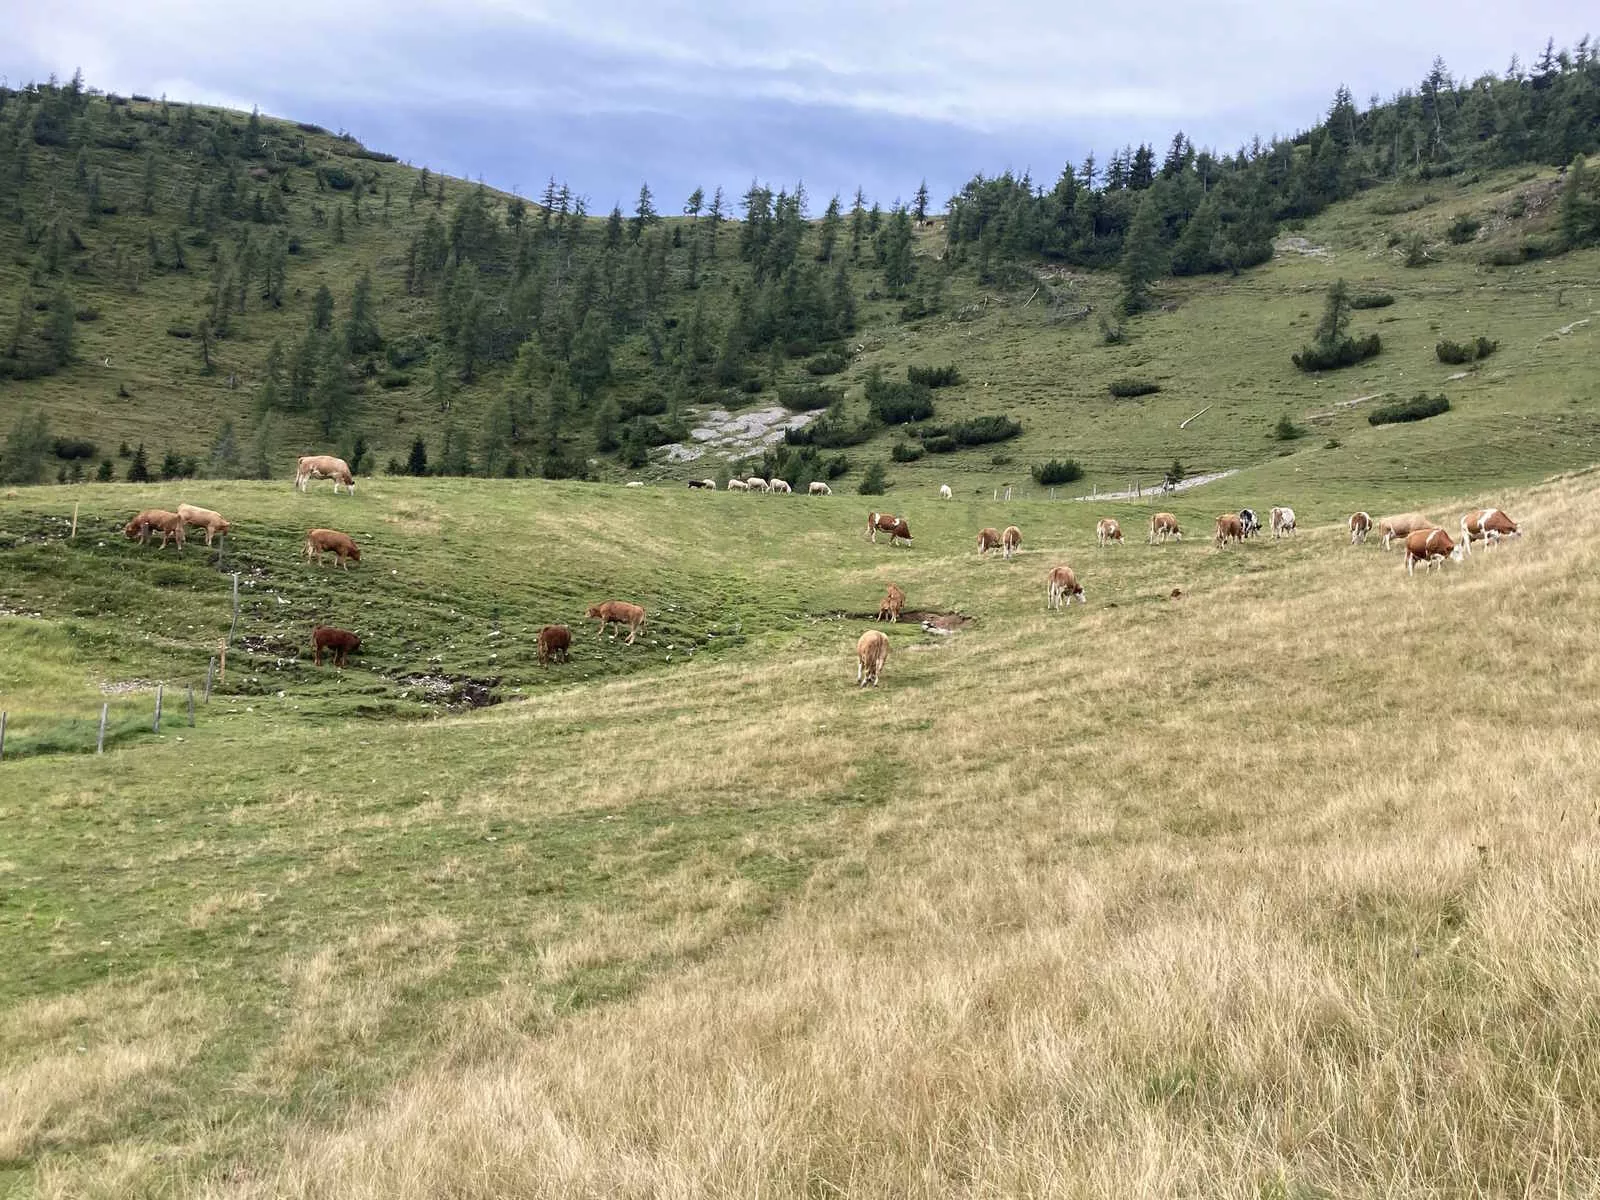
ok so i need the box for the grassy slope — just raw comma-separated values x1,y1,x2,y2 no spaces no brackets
4,462,1600,1195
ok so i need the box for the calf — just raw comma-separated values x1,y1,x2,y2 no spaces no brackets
868,512,912,546
1403,527,1463,576
877,583,906,623
1096,518,1123,547
123,509,185,549
939,484,952,500
1214,513,1244,546
977,527,1002,555
1148,513,1182,544
1270,506,1297,538
1002,525,1022,560
1046,565,1085,609
1239,508,1261,538
295,454,355,495
586,600,646,644
856,629,889,688
537,624,572,664
1378,512,1430,551
770,478,792,494
1460,508,1520,554
311,625,360,667
809,481,832,496
304,527,361,570
1349,511,1373,545
177,502,231,547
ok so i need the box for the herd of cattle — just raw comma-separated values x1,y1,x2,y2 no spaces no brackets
112,452,1524,691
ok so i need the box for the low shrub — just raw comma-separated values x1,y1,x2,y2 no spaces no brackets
786,414,873,448
866,370,935,424
51,437,97,460
777,384,841,412
1292,333,1381,372
74,306,100,322
1350,292,1394,309
166,325,193,339
1109,378,1160,398
1435,336,1498,364
907,364,962,388
1031,459,1083,485
1274,413,1305,441
1369,392,1450,425
857,462,888,495
944,415,1022,446
805,351,847,376
617,391,668,420
890,441,924,462
379,371,411,389
922,435,958,454
1447,215,1482,244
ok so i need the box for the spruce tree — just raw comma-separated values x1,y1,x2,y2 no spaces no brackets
47,288,74,366
126,443,151,482
1118,191,1166,314
344,271,381,354
407,436,429,476
311,283,333,331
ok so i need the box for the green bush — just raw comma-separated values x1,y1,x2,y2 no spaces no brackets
857,462,888,495
805,351,847,376
907,364,962,388
617,391,668,420
51,437,97,460
1369,392,1451,425
922,435,958,454
1293,333,1381,372
866,369,935,424
946,415,1022,445
1436,336,1498,364
1031,459,1083,485
1108,378,1160,398
1349,292,1394,309
1274,413,1304,441
786,414,873,448
1447,215,1482,244
891,441,924,462
1403,233,1429,267
778,384,841,412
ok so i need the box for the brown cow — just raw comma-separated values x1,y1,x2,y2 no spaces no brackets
1349,511,1373,545
295,454,356,495
1378,512,1431,551
304,528,361,569
177,502,231,547
1096,518,1123,547
1403,527,1463,576
123,509,185,549
867,512,912,546
1148,512,1182,544
1209,512,1248,544
977,527,1002,555
1046,565,1085,609
856,629,889,688
877,583,906,623
1002,525,1022,560
537,624,572,664
1460,508,1520,554
587,600,646,644
311,625,360,667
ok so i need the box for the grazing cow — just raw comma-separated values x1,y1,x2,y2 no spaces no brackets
123,509,185,549
746,476,770,493
311,625,360,667
770,478,792,494
868,512,912,546
977,527,1002,555
939,484,952,500
1046,565,1085,609
687,479,712,490
1378,512,1431,551
877,583,906,623
1271,506,1297,538
1148,513,1182,544
1214,513,1244,546
304,527,361,570
177,503,230,547
1239,508,1261,538
856,629,889,688
1002,525,1022,560
726,479,749,492
1349,511,1373,545
1460,508,1520,554
295,454,355,495
537,624,572,664
586,600,646,644
1096,518,1123,547
626,481,645,488
809,481,832,496
1403,526,1463,576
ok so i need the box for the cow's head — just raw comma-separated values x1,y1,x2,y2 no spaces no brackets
585,604,603,619
348,543,362,561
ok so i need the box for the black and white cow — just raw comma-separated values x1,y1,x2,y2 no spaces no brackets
1239,508,1262,538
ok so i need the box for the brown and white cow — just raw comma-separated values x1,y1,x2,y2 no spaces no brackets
1046,565,1085,609
1460,508,1520,554
1403,527,1464,576
1096,518,1123,547
1378,512,1431,551
295,454,355,495
977,527,1002,555
537,624,572,664
1149,513,1182,544
1349,511,1373,545
304,528,361,569
311,625,360,667
1002,525,1022,560
877,583,906,623
868,512,912,546
1214,513,1244,546
587,600,646,644
123,509,186,549
177,502,231,547
1270,506,1297,538
856,628,889,688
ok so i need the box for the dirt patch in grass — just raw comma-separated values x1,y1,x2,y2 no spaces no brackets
394,673,503,709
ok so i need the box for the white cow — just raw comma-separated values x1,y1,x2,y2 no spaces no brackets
746,476,770,493
1270,506,1297,538
809,481,832,495
939,484,952,500
726,479,749,492
770,478,792,494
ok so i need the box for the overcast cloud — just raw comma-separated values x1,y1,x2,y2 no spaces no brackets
4,2,1593,212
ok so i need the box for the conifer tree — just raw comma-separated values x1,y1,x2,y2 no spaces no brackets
1118,190,1166,314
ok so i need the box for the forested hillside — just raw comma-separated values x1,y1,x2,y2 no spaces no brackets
1,43,1598,492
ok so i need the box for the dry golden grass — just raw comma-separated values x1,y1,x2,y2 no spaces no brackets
87,471,1582,1199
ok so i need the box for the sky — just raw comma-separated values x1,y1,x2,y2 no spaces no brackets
4,2,1593,213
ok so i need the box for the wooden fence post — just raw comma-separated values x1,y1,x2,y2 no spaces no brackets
153,684,163,733
205,657,216,703
228,573,240,645
187,687,195,727
71,502,79,540
0,711,7,762
97,704,108,754
219,639,228,687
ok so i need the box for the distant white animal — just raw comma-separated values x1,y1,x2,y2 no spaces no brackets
939,484,952,500
626,481,644,487
1270,506,1297,538
809,481,831,495
746,476,770,493
770,478,792,494
726,479,749,492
